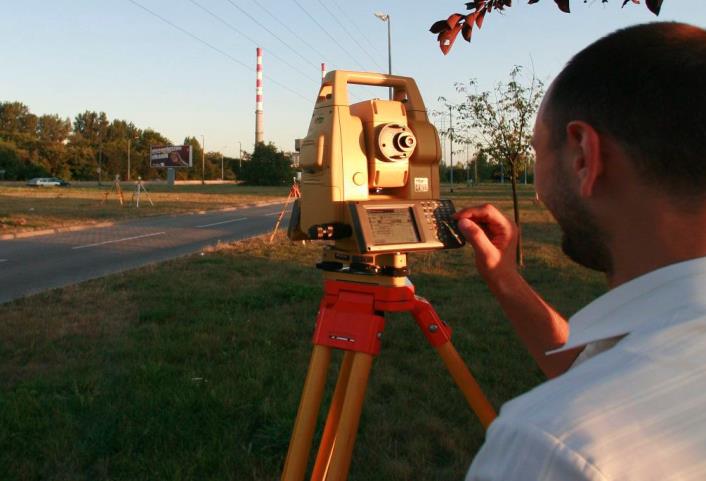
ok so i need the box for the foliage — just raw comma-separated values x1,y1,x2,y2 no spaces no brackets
430,0,664,54
0,101,236,182
440,66,544,264
239,142,295,186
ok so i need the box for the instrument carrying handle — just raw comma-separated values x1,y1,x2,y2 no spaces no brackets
317,70,427,112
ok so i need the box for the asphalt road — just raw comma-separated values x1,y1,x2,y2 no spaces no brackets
0,202,289,304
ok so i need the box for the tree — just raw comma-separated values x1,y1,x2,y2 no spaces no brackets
239,142,294,186
441,66,544,265
430,0,664,54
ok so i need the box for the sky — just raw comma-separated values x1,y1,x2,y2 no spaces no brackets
1,0,705,158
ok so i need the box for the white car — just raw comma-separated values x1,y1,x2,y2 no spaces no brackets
26,177,70,187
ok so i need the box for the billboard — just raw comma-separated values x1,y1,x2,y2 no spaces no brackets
150,145,193,168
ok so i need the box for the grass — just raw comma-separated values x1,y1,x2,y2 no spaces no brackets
0,183,290,235
0,184,608,480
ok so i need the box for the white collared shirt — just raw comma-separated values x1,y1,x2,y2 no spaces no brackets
466,256,706,481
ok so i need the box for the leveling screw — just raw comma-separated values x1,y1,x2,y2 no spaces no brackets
429,324,439,332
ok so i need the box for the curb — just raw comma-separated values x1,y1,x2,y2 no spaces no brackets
0,200,285,241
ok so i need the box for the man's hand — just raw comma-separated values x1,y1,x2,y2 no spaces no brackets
454,203,579,378
454,204,518,284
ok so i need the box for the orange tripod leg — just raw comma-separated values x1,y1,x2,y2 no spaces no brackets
311,351,355,481
435,342,496,429
411,296,496,429
281,345,332,481
322,352,374,481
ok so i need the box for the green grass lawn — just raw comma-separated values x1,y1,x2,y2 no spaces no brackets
0,184,607,480
0,183,290,236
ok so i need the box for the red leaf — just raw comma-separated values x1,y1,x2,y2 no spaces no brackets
439,23,463,55
429,19,449,34
462,19,474,42
447,13,464,29
646,0,663,14
554,0,570,13
476,9,486,28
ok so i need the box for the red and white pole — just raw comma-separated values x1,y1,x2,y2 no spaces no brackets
321,62,326,82
255,47,264,145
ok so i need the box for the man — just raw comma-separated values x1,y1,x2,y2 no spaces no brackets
455,22,706,480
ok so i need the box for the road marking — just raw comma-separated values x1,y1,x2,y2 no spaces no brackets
265,212,282,216
72,232,166,250
196,217,247,228
0,259,7,263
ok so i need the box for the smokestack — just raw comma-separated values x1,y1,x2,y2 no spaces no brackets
321,62,326,82
255,47,264,145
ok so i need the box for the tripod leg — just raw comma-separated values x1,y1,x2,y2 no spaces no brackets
436,342,496,429
311,351,354,481
411,297,496,430
323,352,374,481
281,345,332,481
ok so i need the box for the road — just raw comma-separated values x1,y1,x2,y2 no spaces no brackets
0,202,289,304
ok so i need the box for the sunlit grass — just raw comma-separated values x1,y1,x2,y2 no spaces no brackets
0,183,607,480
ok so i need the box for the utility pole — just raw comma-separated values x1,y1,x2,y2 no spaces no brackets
201,135,205,185
449,105,454,193
238,141,242,169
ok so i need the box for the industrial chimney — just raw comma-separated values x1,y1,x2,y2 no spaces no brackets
255,47,264,145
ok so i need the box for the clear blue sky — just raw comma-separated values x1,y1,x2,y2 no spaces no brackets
1,0,705,158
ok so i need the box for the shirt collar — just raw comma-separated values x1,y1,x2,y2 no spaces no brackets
548,256,706,354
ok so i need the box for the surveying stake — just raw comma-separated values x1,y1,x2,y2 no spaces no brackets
102,174,125,206
269,178,301,243
131,177,154,208
281,71,496,481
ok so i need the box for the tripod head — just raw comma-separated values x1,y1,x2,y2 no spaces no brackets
288,71,463,282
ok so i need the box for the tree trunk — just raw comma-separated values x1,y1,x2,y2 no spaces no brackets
509,160,524,267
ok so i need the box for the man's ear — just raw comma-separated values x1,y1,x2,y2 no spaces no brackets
565,121,603,198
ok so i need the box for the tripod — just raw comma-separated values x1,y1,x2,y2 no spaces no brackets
281,275,496,481
270,180,301,243
131,177,154,208
101,175,125,206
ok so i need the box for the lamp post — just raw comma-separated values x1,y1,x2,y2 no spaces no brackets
449,105,454,193
238,140,242,169
374,12,392,100
127,135,138,181
221,145,227,181
201,134,205,185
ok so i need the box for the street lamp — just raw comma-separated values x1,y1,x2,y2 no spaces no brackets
221,145,227,181
238,140,242,169
374,12,392,100
127,134,138,181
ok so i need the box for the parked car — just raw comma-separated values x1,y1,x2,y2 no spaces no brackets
26,177,70,187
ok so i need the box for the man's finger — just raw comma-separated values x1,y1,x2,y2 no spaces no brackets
455,204,513,232
457,218,496,256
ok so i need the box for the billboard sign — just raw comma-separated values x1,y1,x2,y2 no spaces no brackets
150,145,193,168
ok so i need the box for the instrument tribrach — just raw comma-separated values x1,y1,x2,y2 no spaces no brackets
282,71,496,481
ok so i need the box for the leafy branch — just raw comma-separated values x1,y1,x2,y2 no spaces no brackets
430,0,664,54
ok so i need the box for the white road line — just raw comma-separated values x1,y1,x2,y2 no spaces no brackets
0,259,7,263
72,232,166,250
264,212,282,216
196,217,247,228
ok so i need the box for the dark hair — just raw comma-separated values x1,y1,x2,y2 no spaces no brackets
545,22,706,199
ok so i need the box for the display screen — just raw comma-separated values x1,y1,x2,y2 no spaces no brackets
366,207,420,245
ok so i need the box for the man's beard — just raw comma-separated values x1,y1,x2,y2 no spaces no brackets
543,175,613,274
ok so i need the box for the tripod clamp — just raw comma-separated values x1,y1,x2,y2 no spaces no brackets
313,280,451,356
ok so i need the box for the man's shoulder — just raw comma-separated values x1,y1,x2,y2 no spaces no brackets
485,316,706,480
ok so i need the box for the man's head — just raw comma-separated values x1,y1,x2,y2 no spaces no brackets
534,22,706,273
